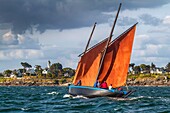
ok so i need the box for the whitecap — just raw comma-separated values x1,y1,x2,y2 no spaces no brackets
109,96,145,101
72,95,88,99
47,91,59,95
128,96,145,100
21,108,29,111
63,94,73,98
108,97,131,101
63,94,88,99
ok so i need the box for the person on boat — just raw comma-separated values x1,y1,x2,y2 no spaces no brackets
97,81,100,87
76,80,81,86
109,84,113,90
93,80,97,87
117,87,123,91
100,81,108,89
94,80,100,87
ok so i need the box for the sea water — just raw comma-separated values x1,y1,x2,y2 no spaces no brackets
0,86,169,113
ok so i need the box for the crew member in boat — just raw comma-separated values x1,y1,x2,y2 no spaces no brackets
76,80,81,86
109,84,113,90
93,80,100,87
100,81,108,89
117,87,123,91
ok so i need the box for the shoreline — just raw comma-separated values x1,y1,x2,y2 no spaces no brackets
0,76,170,87
0,85,169,87
0,83,170,87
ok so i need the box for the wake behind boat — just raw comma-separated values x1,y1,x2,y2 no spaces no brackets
68,3,137,98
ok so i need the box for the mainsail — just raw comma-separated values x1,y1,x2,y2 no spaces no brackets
73,2,137,88
98,23,137,88
73,38,108,86
69,3,137,98
73,23,137,87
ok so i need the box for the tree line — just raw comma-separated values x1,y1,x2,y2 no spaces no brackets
1,61,75,79
1,62,170,78
129,62,170,74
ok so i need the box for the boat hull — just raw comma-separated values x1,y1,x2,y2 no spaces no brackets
68,85,134,98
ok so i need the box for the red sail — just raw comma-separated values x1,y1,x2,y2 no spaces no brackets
98,24,137,88
73,39,107,86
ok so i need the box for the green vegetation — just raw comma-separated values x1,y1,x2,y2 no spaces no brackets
21,62,32,69
1,61,170,86
127,62,170,86
0,61,75,86
128,73,170,79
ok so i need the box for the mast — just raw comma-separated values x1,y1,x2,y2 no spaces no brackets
83,22,97,55
95,3,122,82
73,22,97,84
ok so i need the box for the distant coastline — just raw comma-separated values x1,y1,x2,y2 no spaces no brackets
127,78,170,87
0,75,170,87
0,76,72,87
1,61,170,87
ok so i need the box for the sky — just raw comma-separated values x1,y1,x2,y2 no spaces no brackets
1,0,170,72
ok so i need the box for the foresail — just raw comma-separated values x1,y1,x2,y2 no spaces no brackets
98,24,137,88
73,38,108,86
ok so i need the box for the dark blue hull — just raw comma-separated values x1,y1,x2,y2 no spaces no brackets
68,85,134,98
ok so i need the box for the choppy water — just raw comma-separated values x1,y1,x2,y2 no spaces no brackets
0,86,169,113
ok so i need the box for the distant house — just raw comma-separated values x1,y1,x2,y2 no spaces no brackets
10,73,17,78
64,72,70,77
26,68,36,75
63,70,75,77
150,68,165,74
16,70,22,77
131,71,136,74
42,69,48,74
42,69,50,75
140,70,150,74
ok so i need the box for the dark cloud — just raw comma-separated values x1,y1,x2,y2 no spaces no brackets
122,0,170,10
0,23,11,29
139,14,162,26
0,0,169,34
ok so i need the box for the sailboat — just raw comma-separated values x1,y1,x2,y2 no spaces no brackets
68,3,137,98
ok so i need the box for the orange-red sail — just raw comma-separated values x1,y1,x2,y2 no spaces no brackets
98,24,137,88
73,39,108,86
73,24,137,87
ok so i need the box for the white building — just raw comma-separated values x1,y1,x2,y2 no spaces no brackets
150,68,165,74
10,73,16,78
42,69,48,74
42,69,50,75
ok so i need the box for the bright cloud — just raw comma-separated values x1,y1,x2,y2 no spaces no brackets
1,31,18,45
163,16,170,24
133,34,150,49
0,49,44,60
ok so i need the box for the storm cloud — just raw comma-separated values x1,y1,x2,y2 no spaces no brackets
0,0,170,34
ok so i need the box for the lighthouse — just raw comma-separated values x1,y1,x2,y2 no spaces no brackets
47,60,51,69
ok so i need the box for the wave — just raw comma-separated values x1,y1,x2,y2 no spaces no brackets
72,95,88,99
63,94,88,99
47,91,59,95
124,96,169,101
108,96,146,101
21,108,29,111
63,94,73,98
129,96,145,100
